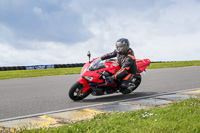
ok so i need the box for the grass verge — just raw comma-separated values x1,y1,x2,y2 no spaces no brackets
16,98,200,133
148,60,200,69
0,60,200,80
0,67,82,80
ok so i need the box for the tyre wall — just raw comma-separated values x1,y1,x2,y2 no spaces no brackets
0,63,86,71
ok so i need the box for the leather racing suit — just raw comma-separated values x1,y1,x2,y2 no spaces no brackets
100,48,137,90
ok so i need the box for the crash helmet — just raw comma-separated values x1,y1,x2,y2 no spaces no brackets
116,38,130,54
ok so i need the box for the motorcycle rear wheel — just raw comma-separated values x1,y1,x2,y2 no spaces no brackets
69,81,91,101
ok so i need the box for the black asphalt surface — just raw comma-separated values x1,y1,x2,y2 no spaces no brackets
0,66,200,120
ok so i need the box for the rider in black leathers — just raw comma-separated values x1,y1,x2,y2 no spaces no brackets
100,38,137,94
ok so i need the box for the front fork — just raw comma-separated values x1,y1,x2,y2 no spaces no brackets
78,78,91,93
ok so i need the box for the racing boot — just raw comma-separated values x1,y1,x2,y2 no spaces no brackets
123,86,134,94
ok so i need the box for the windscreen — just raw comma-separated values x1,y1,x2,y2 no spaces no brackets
88,60,106,71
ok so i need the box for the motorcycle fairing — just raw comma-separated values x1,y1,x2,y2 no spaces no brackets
78,78,90,93
89,81,116,88
79,60,120,93
136,59,151,73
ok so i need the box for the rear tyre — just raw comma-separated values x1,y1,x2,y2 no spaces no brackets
69,81,91,101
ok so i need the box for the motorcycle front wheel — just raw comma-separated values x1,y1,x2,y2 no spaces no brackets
68,81,91,101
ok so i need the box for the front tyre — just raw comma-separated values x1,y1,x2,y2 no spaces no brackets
69,81,91,101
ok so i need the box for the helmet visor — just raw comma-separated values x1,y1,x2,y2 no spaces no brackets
116,41,124,47
117,46,125,51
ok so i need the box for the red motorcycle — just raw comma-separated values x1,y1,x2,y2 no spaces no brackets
69,51,151,101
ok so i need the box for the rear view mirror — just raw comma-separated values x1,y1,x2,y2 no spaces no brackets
87,51,91,63
87,51,91,58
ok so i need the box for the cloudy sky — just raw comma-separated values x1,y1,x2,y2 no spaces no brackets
0,0,200,66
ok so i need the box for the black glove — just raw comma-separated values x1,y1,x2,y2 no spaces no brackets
105,76,114,82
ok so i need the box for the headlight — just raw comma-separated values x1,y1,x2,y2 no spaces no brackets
81,67,84,74
83,76,94,82
81,66,87,75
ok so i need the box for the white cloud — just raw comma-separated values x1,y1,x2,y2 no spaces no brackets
73,0,200,61
33,7,43,15
0,41,91,66
0,0,200,66
0,24,14,43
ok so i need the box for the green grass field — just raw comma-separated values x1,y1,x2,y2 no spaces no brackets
148,60,200,69
16,98,200,133
0,67,82,80
0,60,200,80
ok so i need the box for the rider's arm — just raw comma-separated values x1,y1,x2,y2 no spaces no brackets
126,54,137,75
113,57,131,80
131,57,137,75
100,50,117,60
